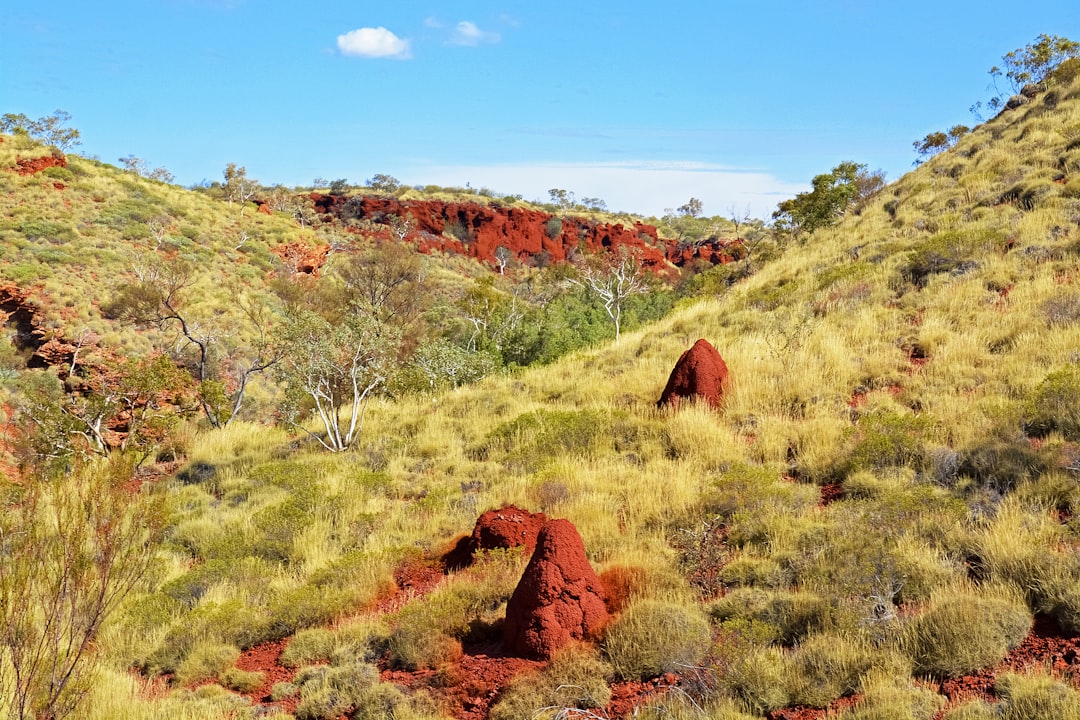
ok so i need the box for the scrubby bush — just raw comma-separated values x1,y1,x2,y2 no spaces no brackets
992,672,1080,719
490,647,613,720
902,587,1031,678
710,588,834,645
1026,365,1080,439
838,672,944,720
785,634,878,708
173,640,240,685
603,599,712,680
293,663,379,720
219,666,264,693
722,647,790,715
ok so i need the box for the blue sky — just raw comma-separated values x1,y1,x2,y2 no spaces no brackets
2,2,1078,218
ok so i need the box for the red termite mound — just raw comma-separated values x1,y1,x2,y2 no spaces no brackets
503,519,608,660
443,505,548,570
657,338,730,409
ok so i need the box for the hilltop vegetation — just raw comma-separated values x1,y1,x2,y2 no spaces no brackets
5,35,1080,720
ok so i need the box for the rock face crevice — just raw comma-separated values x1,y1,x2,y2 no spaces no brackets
503,519,608,660
657,338,730,409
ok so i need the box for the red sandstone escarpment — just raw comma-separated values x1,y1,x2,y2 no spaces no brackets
307,194,744,273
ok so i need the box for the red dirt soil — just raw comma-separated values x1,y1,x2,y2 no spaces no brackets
657,338,730,410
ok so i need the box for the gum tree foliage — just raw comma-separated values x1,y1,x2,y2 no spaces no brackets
13,356,193,465
976,34,1080,116
568,248,650,344
913,125,970,163
274,305,400,452
367,174,402,194
772,161,885,235
0,455,165,720
992,34,1080,94
118,154,175,183
0,110,81,150
222,163,259,214
104,258,280,429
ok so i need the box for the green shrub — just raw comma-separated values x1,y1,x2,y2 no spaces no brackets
837,672,944,720
993,672,1080,719
490,647,613,720
174,640,240,685
603,599,711,680
387,625,461,671
544,217,563,238
901,229,1003,288
220,666,265,693
1026,365,1080,439
293,663,379,720
902,588,1031,678
786,634,878,707
848,410,934,472
474,409,637,471
710,588,834,645
722,647,790,715
942,702,997,720
270,682,299,701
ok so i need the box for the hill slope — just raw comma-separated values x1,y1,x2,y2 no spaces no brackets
5,72,1080,720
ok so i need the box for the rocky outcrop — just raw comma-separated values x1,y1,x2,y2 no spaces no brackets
14,152,67,176
311,194,669,271
269,242,331,276
307,194,744,273
657,338,730,409
503,519,608,660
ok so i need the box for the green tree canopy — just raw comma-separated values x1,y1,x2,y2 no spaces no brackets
772,161,884,235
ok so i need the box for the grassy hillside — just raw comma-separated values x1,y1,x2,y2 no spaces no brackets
5,67,1080,720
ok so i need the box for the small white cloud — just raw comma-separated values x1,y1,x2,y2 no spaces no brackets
337,27,412,59
424,17,443,29
449,20,500,46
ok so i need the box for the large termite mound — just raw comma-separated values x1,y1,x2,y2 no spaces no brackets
503,519,608,660
657,338,730,409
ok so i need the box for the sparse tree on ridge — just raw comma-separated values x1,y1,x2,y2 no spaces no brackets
772,161,884,236
0,109,81,150
222,163,259,214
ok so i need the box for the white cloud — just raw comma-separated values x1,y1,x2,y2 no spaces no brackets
410,161,805,219
337,27,412,59
449,20,500,46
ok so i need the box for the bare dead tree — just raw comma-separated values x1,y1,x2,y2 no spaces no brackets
568,248,649,344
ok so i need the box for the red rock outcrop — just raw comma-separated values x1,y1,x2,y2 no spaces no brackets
444,505,548,570
657,338,730,409
309,194,681,272
269,242,331,276
14,153,67,176
666,237,748,266
503,519,608,660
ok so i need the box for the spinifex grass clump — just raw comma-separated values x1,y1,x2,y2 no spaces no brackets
901,585,1031,678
